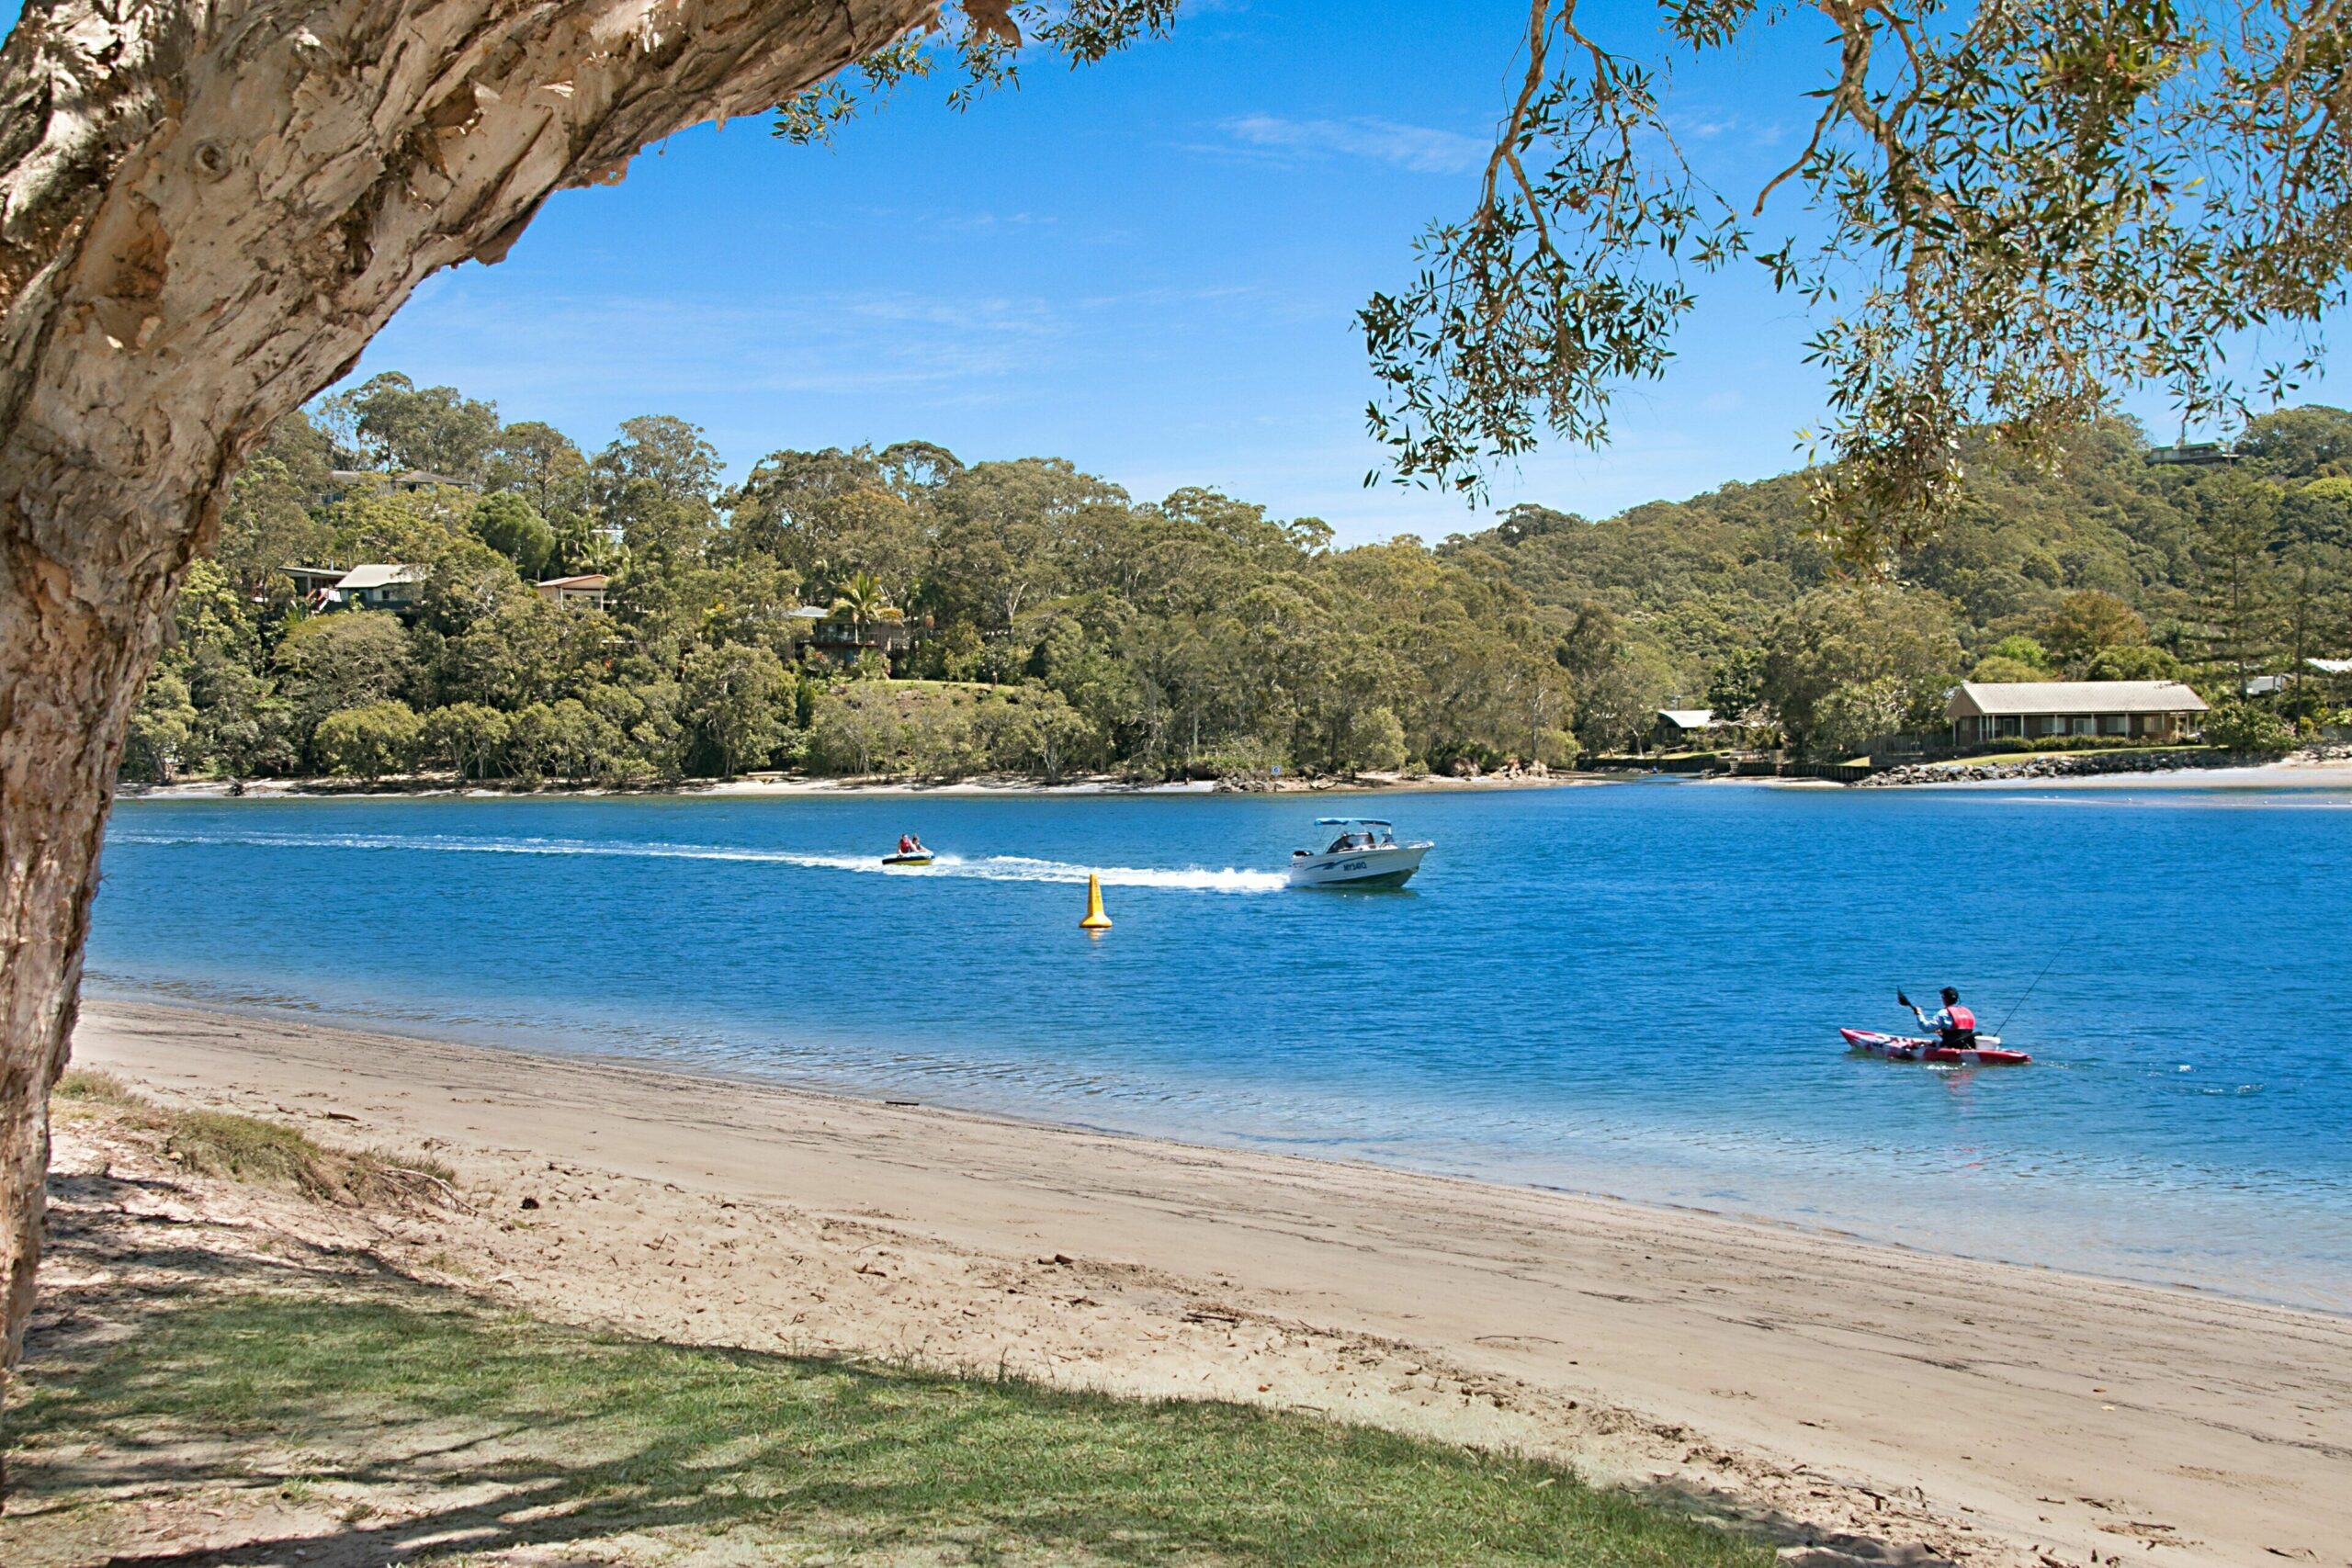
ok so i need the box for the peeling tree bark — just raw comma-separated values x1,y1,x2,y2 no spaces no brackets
0,0,940,1371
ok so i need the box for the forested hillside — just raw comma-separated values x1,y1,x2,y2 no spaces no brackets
1446,409,2352,755
128,374,1568,785
127,378,2352,785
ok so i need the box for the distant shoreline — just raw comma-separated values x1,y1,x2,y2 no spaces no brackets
112,756,2352,803
116,768,1619,803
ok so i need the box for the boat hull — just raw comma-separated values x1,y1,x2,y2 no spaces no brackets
1840,1027,2030,1066
1286,842,1430,889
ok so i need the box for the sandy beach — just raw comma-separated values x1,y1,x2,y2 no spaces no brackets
49,999,2350,1568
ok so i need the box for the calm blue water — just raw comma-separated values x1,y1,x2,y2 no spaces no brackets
90,781,2352,1310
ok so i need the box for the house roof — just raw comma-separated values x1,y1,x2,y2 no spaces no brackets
1657,709,1717,728
537,573,610,590
2309,657,2352,675
280,563,344,580
336,563,423,590
1948,681,2208,719
786,605,831,619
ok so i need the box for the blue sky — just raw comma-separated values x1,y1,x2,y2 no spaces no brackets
322,1,2335,542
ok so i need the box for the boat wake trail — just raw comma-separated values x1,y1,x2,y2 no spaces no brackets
109,829,1290,894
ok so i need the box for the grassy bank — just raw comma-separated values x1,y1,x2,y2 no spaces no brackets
1926,743,2214,768
12,1291,1770,1567
54,1067,458,1207
12,1086,1770,1567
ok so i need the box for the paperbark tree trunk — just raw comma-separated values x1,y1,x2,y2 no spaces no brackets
0,0,937,1370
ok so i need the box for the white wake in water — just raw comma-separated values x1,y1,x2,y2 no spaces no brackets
108,829,1289,894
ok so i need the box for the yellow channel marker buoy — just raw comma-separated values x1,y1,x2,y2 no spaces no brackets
1080,873,1113,932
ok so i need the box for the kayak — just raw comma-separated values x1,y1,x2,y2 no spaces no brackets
1840,1027,2031,1066
881,852,933,867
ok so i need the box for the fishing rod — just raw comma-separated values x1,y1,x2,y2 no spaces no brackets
1894,931,2076,1036
1993,931,2077,1036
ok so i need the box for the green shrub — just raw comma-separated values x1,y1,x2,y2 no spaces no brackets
1968,734,2184,756
2201,702,2299,753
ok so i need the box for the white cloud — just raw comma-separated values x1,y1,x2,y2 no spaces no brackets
1667,110,1788,151
1211,113,1486,175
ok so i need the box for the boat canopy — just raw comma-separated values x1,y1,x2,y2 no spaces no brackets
1314,818,1391,827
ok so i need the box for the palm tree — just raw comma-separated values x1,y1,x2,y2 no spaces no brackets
829,570,904,641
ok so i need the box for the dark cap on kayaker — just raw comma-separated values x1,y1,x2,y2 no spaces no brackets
1940,986,1960,1003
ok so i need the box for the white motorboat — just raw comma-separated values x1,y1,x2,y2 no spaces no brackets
1286,818,1430,889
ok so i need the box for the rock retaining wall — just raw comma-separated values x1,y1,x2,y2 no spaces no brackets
1860,743,2351,786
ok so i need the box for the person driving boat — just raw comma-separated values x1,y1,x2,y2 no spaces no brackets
1289,816,1431,888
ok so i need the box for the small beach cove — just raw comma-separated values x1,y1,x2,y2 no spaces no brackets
90,780,2352,1313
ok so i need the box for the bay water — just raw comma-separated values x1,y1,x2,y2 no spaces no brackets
91,778,2352,1310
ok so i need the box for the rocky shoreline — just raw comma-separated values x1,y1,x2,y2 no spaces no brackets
1859,742,2352,786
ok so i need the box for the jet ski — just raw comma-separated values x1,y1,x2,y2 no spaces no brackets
1840,1028,2031,1066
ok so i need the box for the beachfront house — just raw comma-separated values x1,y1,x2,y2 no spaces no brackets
536,572,611,611
1654,708,1727,750
1946,681,2208,745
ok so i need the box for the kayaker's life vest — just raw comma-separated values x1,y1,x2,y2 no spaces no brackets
1939,1004,1977,1048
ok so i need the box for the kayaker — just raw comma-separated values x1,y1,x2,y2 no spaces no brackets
1911,987,1977,1050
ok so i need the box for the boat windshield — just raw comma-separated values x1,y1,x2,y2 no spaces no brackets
1315,818,1397,852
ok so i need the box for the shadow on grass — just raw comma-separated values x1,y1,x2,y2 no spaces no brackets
11,1276,1773,1567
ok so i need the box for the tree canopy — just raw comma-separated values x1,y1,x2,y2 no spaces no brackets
1443,405,2352,753
138,385,1582,786
123,389,2352,787
1357,0,2352,570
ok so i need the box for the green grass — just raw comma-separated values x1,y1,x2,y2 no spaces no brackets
12,1289,1770,1567
1930,743,2211,768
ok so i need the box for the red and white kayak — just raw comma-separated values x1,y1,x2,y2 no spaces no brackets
1840,1028,2032,1066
